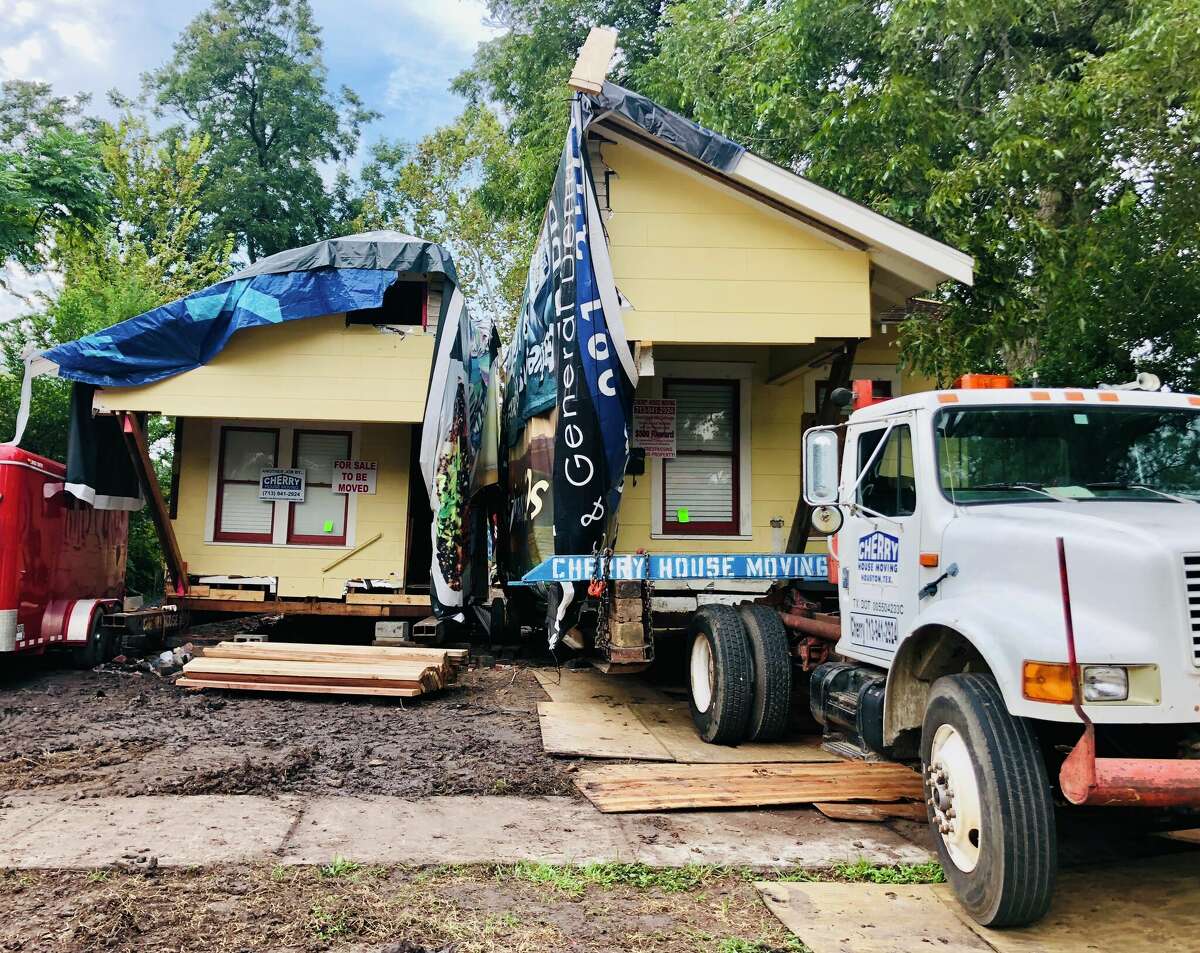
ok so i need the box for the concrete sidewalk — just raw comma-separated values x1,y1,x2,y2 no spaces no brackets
0,793,932,869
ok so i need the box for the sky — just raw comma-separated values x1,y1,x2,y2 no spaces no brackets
0,0,503,321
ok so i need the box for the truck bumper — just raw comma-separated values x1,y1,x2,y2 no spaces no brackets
1061,723,1200,808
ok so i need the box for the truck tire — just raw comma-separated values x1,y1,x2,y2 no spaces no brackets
71,613,114,669
739,603,792,741
921,673,1056,927
688,605,753,745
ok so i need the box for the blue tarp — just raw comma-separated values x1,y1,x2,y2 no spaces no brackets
44,267,400,388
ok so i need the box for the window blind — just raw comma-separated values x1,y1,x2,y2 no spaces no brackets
663,380,738,531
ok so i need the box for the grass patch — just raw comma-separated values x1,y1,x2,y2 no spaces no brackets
830,860,945,884
505,862,718,897
318,856,361,879
716,939,811,953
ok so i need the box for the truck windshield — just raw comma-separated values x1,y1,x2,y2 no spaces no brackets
935,405,1200,504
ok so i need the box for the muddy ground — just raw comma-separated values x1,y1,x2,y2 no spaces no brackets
0,863,806,953
0,617,575,801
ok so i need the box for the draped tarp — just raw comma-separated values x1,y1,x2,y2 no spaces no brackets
501,97,638,646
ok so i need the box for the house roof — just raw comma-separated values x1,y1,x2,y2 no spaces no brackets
584,80,974,304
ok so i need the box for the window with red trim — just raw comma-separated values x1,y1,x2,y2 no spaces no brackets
287,430,351,545
214,427,278,543
662,379,740,535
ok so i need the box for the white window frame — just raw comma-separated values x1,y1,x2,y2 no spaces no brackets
650,361,753,540
204,420,361,549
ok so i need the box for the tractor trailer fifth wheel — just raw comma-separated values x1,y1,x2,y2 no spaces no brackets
688,605,753,744
921,674,1056,927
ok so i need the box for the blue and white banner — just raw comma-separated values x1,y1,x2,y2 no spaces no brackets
522,552,829,584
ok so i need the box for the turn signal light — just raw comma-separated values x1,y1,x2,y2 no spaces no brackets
1022,661,1074,703
919,552,939,568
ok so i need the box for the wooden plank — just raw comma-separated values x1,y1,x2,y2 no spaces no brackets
181,670,426,690
119,412,188,596
757,882,992,953
568,26,617,94
1163,828,1200,846
176,678,420,698
345,593,431,606
633,703,841,764
532,668,673,705
573,762,923,813
184,657,439,686
813,801,928,823
537,701,674,762
193,588,266,603
205,641,465,664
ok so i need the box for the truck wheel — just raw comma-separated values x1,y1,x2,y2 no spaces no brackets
688,605,752,745
739,604,792,741
71,614,113,669
921,673,1056,927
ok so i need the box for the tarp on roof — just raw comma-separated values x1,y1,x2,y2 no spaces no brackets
37,231,460,390
586,82,745,173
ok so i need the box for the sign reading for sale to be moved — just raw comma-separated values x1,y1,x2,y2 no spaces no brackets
332,459,377,494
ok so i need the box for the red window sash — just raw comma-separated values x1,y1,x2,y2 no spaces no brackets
286,428,351,546
213,426,279,543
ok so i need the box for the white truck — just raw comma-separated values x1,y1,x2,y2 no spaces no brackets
787,381,1200,925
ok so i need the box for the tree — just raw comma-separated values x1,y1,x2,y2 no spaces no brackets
0,80,109,278
358,106,529,337
147,0,377,261
636,0,1200,389
455,0,668,228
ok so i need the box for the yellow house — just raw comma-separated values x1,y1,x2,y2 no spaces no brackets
82,233,455,617
571,56,973,557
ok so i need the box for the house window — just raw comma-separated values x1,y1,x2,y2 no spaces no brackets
662,379,740,535
287,430,351,545
214,427,278,543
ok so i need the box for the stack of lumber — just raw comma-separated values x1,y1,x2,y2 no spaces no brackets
177,641,467,699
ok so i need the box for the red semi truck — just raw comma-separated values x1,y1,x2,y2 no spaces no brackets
0,443,181,664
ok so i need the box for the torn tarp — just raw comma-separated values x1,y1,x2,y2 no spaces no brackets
585,82,745,173
502,96,638,646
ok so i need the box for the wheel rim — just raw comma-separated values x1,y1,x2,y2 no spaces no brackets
690,634,715,714
928,723,983,873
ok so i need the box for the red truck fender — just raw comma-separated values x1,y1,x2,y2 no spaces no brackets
44,598,121,645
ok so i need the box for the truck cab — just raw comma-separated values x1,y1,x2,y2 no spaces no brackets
803,383,1200,926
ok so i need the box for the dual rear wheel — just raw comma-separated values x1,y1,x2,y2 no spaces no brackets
687,603,791,745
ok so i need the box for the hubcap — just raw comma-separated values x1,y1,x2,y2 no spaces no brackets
690,634,715,714
926,723,983,873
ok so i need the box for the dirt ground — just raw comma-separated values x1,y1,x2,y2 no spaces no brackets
0,863,805,953
0,617,575,801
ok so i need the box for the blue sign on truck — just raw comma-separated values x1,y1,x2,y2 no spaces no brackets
521,552,829,584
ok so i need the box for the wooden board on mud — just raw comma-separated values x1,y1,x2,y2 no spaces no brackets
532,668,674,706
574,761,924,813
813,801,928,823
632,703,840,764
537,701,674,762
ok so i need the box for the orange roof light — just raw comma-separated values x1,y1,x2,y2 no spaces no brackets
1065,391,1085,401
1030,391,1051,401
953,373,1014,390
1097,391,1119,402
937,393,960,404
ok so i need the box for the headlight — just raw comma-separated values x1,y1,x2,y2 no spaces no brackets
1083,665,1129,702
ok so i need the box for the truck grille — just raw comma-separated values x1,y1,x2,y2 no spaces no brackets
1184,555,1200,665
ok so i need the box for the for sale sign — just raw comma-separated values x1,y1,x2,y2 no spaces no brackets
633,399,676,458
259,468,305,502
333,459,377,495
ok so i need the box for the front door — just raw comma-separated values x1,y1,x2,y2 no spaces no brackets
837,418,922,666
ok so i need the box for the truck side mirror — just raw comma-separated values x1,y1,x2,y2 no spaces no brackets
803,429,841,505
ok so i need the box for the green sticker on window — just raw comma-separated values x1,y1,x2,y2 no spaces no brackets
323,519,335,533
676,507,690,523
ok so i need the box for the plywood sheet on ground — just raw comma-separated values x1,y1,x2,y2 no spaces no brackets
537,702,673,761
813,801,928,823
633,703,840,764
574,761,923,813
1164,828,1200,846
756,882,991,953
533,668,673,705
937,851,1200,953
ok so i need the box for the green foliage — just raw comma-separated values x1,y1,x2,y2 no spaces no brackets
147,0,377,261
829,859,945,884
505,861,717,897
0,80,109,275
358,105,529,337
318,857,361,879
